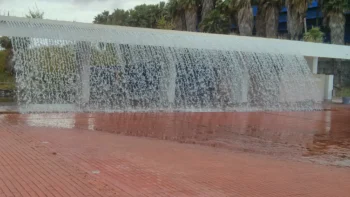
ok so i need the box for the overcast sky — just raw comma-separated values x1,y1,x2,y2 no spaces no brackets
0,0,163,23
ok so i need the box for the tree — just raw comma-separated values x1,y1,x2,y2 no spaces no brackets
213,0,238,33
321,0,349,89
156,16,175,29
235,0,254,36
200,0,216,30
199,9,231,34
93,10,110,24
264,0,283,38
167,0,187,30
303,26,324,42
321,0,349,45
26,9,44,19
255,0,267,37
180,0,200,31
0,9,44,74
106,9,130,26
285,0,312,40
0,37,12,50
128,4,160,28
94,3,168,29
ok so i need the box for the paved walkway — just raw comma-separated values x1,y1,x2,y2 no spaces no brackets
0,110,350,196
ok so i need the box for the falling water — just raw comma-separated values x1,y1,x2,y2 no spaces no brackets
0,17,321,113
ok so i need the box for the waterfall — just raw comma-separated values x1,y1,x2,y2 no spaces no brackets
0,16,322,113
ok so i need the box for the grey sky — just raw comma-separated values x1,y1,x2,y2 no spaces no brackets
0,0,164,23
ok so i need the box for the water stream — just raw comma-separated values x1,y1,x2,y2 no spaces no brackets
0,17,321,113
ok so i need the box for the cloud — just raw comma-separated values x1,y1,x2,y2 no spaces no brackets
0,0,164,23
38,0,162,8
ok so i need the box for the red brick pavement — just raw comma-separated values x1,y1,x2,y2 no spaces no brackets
0,112,350,197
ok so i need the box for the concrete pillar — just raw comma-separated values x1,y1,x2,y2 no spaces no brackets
305,56,318,74
81,66,91,104
76,41,92,108
324,75,334,101
166,66,177,107
241,70,249,103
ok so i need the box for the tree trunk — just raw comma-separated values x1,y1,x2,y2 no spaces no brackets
5,49,15,74
174,14,183,30
329,13,345,88
200,0,215,31
286,1,308,40
265,6,280,38
237,6,253,36
329,13,345,45
185,8,198,32
181,11,187,31
75,41,92,107
256,0,266,37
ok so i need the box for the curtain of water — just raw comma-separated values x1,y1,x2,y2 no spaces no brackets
10,36,321,112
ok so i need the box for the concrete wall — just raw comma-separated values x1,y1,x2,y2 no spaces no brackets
312,74,334,101
318,59,350,87
305,56,334,101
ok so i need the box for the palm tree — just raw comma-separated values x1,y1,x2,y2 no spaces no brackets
167,0,187,30
264,0,283,38
255,0,267,37
235,0,254,36
303,26,324,42
180,0,201,31
201,0,216,24
321,0,349,88
285,0,312,40
216,0,237,26
199,9,231,34
321,0,349,45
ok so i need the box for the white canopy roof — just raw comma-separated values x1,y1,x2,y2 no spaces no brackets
0,16,349,60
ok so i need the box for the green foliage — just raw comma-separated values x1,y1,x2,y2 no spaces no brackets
106,9,130,25
180,0,200,10
156,16,175,29
303,26,324,42
321,0,349,35
0,97,15,102
93,10,110,24
128,4,158,28
0,50,7,73
322,0,349,14
93,2,170,29
213,0,238,22
19,45,74,78
167,0,182,17
26,8,44,19
0,37,12,50
219,0,237,11
0,73,15,90
90,44,119,66
199,9,231,34
336,87,350,97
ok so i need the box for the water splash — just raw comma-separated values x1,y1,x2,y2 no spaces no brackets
1,18,322,113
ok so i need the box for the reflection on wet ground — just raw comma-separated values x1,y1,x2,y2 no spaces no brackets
1,104,350,167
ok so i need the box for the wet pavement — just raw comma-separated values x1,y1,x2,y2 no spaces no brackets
3,105,350,166
0,104,350,196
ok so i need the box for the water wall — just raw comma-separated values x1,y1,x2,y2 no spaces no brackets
0,16,330,112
